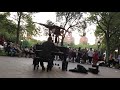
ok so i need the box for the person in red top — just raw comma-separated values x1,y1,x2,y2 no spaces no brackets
93,50,99,65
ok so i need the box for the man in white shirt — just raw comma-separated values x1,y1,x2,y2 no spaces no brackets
87,48,94,64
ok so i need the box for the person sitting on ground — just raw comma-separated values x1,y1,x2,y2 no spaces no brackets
9,44,17,56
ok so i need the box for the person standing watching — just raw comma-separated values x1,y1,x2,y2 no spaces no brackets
87,48,94,64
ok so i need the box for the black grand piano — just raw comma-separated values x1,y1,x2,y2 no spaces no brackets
32,23,69,71
33,44,69,71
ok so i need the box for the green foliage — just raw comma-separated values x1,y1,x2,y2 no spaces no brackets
10,12,40,44
0,12,41,46
88,12,120,61
74,44,97,49
22,40,30,48
63,42,74,47
28,39,39,46
109,30,120,51
93,12,120,50
0,13,17,43
21,38,40,48
24,14,40,36
63,42,97,49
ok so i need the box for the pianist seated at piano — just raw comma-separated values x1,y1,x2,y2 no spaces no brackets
39,36,59,71
33,36,69,71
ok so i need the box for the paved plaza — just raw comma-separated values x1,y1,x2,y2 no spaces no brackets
0,56,120,78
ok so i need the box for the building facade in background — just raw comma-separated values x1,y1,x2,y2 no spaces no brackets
64,32,74,44
80,32,88,45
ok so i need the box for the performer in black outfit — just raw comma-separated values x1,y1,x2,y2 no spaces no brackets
40,36,58,71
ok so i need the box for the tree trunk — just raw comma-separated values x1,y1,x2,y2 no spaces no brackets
105,35,110,62
118,47,120,55
106,41,110,62
16,12,22,44
61,36,64,46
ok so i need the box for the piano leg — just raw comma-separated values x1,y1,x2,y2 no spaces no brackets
47,60,53,72
62,61,68,71
62,55,68,71
40,61,45,71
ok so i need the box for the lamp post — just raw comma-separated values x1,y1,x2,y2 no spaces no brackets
115,49,118,59
97,41,100,51
20,40,23,49
115,49,118,52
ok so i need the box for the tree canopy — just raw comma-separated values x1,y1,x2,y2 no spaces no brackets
0,12,41,46
56,12,87,46
88,12,120,61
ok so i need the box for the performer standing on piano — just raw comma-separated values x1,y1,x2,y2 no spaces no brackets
40,36,59,71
